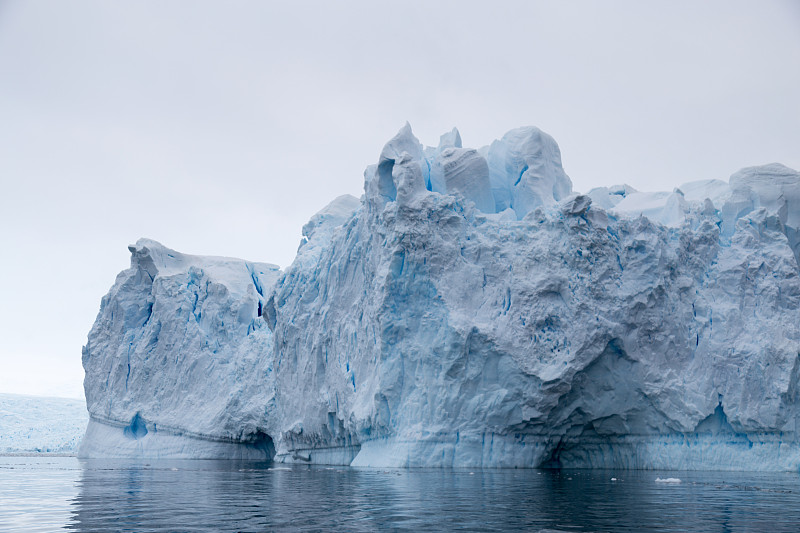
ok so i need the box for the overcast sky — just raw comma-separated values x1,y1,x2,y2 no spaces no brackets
1,1,798,399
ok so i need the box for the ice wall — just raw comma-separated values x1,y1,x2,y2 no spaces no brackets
81,125,800,470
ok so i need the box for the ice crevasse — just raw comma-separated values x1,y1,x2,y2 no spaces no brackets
80,124,800,470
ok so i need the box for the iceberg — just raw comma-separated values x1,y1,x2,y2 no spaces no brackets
80,125,800,470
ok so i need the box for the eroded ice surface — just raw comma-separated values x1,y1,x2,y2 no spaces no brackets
80,125,800,470
80,242,280,459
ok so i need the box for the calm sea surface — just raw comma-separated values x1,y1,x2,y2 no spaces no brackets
2,456,800,532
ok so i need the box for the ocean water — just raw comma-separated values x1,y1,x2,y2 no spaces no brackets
2,456,800,532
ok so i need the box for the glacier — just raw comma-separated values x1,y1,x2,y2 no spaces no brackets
1,394,88,454
80,124,800,470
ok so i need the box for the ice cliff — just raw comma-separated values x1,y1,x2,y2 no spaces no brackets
80,125,800,470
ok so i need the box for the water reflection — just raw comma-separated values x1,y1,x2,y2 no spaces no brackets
62,460,800,532
4,457,800,532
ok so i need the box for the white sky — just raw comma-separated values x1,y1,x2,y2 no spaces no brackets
0,1,798,399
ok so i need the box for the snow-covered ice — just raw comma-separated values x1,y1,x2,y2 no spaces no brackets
80,124,800,470
0,394,88,454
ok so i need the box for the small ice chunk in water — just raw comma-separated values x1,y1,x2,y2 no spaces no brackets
655,477,682,483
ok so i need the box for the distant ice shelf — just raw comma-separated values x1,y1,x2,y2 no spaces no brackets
79,124,800,470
